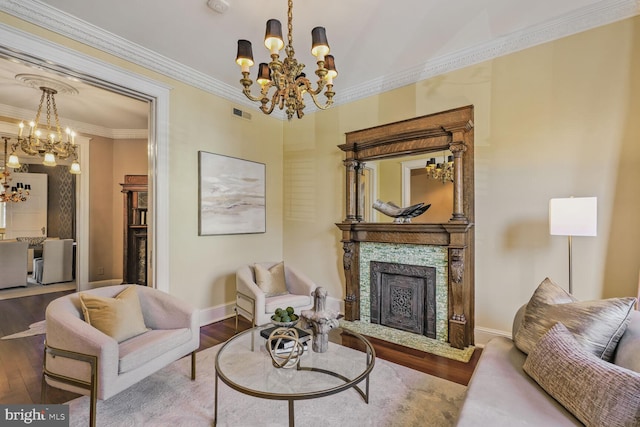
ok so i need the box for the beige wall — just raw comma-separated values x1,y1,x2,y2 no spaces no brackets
88,136,114,281
88,136,147,281
284,16,640,337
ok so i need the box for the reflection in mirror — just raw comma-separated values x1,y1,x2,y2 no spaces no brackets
363,151,454,224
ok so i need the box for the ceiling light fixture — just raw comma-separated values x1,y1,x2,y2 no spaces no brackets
235,0,337,120
7,74,81,174
1,137,30,203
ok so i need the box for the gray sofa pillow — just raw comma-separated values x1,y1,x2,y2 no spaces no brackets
524,322,640,427
514,278,636,361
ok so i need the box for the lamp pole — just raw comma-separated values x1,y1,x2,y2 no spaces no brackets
567,235,573,294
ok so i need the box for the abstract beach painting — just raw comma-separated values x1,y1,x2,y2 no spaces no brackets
198,152,266,235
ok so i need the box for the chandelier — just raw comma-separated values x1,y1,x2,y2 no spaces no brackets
1,137,30,203
7,74,81,174
235,0,337,120
425,154,454,183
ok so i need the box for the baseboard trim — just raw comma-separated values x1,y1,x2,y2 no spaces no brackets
199,296,346,327
474,326,511,347
199,303,236,327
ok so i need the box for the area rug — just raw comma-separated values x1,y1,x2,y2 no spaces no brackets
1,320,46,339
340,320,475,363
67,343,467,426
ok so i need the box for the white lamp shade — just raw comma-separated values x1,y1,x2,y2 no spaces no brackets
549,197,597,236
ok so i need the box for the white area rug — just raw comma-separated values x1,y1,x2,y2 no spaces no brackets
1,320,46,339
67,343,466,426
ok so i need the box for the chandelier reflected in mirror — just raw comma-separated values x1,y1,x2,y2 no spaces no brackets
7,74,81,174
235,0,337,120
425,153,454,183
1,137,30,203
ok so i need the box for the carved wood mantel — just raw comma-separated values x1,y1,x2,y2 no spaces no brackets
336,106,475,349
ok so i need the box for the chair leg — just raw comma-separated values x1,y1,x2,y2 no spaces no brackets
40,373,47,404
191,351,196,380
89,388,97,427
234,306,239,333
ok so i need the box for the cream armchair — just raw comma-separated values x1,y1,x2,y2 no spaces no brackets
235,262,317,328
42,285,200,427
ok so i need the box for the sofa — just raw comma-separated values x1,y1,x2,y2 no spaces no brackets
457,281,640,426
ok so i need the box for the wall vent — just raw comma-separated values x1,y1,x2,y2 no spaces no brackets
232,108,252,120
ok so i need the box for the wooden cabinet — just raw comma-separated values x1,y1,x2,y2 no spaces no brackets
121,175,148,286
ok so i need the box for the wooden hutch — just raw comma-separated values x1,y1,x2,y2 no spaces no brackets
121,175,148,286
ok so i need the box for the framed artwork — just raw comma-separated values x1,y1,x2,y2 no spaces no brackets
198,151,266,235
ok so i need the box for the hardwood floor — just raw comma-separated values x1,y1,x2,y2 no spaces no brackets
0,290,480,405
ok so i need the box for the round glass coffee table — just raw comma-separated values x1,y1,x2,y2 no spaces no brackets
214,325,375,427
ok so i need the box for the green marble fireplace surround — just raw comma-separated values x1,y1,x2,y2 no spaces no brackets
359,242,449,342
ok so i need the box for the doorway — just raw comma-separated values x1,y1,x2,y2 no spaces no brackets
0,25,171,293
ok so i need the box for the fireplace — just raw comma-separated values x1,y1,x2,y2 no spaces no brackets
370,261,436,338
336,106,475,349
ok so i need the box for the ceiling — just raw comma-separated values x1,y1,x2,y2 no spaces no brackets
0,0,637,132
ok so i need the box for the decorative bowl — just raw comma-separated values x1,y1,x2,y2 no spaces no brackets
271,319,299,328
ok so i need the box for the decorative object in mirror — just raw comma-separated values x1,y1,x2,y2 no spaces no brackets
235,0,337,120
372,199,431,223
6,74,81,174
301,287,339,353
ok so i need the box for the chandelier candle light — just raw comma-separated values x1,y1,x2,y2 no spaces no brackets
235,0,337,120
1,137,30,203
8,75,81,174
425,153,454,183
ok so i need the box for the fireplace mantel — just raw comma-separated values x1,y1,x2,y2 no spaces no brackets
336,106,475,349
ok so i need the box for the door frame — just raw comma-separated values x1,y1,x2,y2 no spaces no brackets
0,23,171,292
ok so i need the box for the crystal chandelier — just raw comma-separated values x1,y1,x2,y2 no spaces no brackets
425,154,454,183
235,0,337,120
7,75,81,174
1,137,30,203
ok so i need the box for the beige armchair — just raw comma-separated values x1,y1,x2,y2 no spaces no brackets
42,285,200,427
0,240,28,289
235,262,317,328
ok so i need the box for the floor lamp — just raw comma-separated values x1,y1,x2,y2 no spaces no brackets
549,197,597,294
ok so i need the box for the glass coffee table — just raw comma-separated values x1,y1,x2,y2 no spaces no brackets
214,325,376,427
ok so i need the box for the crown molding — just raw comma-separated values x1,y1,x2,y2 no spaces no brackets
0,103,147,139
1,0,638,117
338,0,640,105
